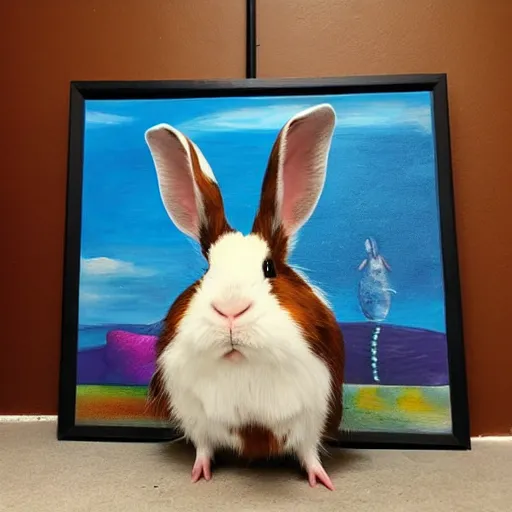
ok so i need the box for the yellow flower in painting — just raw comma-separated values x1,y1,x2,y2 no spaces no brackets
355,387,386,411
396,388,436,414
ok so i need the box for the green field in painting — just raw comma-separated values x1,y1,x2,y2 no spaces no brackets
341,385,451,434
75,384,452,434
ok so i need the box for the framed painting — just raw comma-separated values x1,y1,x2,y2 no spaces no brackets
58,74,470,449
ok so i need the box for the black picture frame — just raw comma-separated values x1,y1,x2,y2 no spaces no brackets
58,74,470,450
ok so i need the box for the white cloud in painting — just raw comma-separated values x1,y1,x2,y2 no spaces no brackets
85,111,133,126
79,288,135,304
177,102,432,134
81,257,155,277
406,106,433,132
177,104,312,133
79,291,102,303
337,103,432,133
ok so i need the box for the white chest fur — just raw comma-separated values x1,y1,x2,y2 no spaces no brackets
159,330,333,455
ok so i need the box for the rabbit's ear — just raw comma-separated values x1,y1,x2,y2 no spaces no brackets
252,104,336,255
145,124,232,258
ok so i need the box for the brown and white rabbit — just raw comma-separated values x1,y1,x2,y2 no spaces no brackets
144,103,345,490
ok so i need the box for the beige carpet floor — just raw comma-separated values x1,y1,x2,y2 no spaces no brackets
1,421,510,512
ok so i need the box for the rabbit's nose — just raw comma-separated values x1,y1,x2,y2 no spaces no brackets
212,300,253,322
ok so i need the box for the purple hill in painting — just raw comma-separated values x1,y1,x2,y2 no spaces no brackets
77,321,449,387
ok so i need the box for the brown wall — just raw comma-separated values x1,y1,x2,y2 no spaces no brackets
1,0,510,436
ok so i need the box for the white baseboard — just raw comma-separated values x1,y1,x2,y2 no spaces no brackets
0,416,511,441
474,435,512,441
0,415,58,422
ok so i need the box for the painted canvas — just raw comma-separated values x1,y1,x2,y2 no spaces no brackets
59,77,469,447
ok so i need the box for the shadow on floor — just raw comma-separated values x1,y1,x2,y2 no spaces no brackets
156,438,369,486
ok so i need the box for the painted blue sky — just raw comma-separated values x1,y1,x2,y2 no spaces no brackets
79,90,446,334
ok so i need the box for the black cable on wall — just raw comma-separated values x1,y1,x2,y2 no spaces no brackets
246,0,257,78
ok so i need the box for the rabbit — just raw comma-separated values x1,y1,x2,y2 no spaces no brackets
144,103,345,491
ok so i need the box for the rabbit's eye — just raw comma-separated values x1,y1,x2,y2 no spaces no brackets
262,258,277,279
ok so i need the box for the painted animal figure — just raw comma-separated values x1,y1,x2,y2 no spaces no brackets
357,237,394,323
144,104,345,491
357,237,395,382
